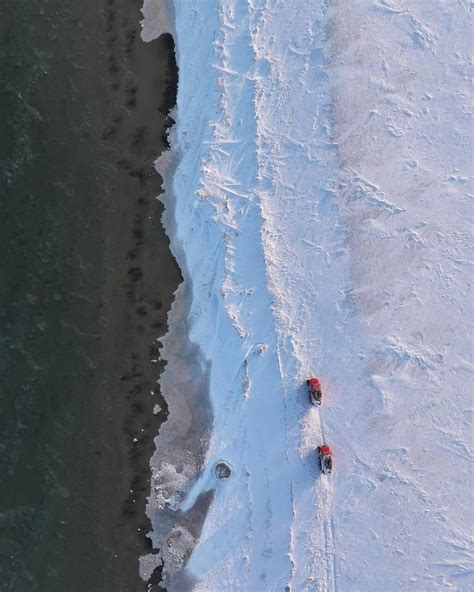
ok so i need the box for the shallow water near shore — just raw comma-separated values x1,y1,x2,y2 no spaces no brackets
0,1,179,590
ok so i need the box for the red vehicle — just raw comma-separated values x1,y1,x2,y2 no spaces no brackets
317,445,332,474
307,377,322,406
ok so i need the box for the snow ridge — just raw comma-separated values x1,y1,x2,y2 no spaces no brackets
184,0,296,587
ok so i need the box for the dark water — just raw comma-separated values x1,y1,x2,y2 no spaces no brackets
0,1,179,590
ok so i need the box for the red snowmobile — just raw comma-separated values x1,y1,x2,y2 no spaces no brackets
307,378,322,406
317,445,332,474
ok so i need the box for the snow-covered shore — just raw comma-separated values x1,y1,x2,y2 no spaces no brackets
142,0,473,590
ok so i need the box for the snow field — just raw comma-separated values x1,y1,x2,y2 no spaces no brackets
325,2,473,589
142,0,473,590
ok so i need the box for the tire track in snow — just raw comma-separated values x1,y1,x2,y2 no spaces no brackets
274,341,299,587
275,342,330,592
318,406,337,592
274,334,335,592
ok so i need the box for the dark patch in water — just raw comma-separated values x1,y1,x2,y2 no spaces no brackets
128,266,143,282
127,247,141,260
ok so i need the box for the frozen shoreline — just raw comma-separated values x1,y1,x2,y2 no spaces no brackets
140,2,217,588
142,1,473,590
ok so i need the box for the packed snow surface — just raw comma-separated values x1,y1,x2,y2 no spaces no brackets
143,0,473,590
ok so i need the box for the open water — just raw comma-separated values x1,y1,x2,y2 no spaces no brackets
0,1,179,590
